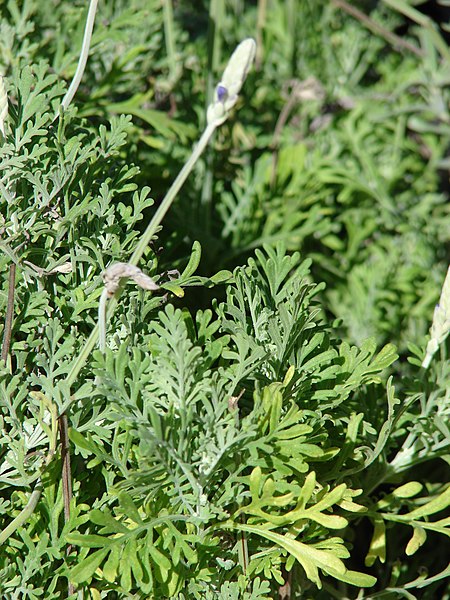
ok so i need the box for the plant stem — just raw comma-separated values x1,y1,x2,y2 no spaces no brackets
1,262,16,365
333,0,424,58
255,0,266,70
59,414,73,526
0,482,43,544
64,122,217,396
98,288,108,353
200,0,223,235
162,0,177,84
58,413,74,596
58,0,99,114
228,390,249,576
270,82,302,188
129,123,217,267
383,0,450,61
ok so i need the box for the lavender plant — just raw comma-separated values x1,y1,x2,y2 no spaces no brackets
0,1,449,599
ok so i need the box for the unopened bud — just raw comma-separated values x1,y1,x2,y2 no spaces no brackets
207,38,256,126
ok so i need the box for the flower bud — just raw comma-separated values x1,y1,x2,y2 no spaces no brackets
207,38,256,127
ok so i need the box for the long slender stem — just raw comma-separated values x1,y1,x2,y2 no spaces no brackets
0,395,58,545
58,413,75,597
333,0,424,58
58,411,75,597
228,390,249,576
383,0,450,61
422,353,432,369
200,0,223,235
59,414,73,521
0,482,43,544
63,122,217,396
162,0,177,84
58,0,99,114
129,122,217,266
270,83,301,188
255,0,266,70
1,262,16,365
98,288,108,353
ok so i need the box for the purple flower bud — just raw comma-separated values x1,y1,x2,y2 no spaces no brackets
217,84,228,102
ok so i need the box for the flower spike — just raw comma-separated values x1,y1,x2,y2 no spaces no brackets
207,38,256,126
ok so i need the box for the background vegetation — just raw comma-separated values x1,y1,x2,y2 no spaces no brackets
0,0,449,598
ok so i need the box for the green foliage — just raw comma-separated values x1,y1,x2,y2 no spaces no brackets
49,247,376,596
1,0,450,598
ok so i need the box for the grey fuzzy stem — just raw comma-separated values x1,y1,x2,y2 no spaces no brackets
98,288,108,353
0,483,43,544
58,0,98,114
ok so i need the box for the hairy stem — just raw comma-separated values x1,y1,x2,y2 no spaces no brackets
0,482,43,544
255,0,266,70
333,0,424,57
162,0,178,84
1,262,16,365
59,413,74,596
200,0,223,235
58,0,99,114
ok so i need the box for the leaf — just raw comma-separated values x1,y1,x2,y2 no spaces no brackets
89,509,129,534
369,343,399,371
406,486,450,519
102,544,120,583
65,533,116,548
366,518,386,566
229,522,359,589
106,93,194,140
118,491,143,524
148,545,171,578
161,281,185,297
406,526,427,556
129,537,144,585
180,241,201,279
69,548,109,584
207,269,233,285
393,482,423,499
69,429,121,468
120,539,133,591
325,568,377,588
363,377,401,468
